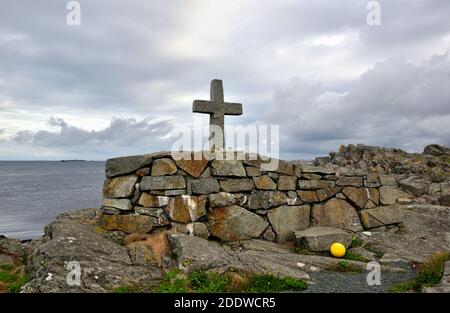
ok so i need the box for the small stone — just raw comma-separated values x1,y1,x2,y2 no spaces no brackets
380,175,396,186
278,176,297,191
338,168,367,176
300,164,337,175
209,192,238,207
316,187,341,202
248,190,287,210
268,205,310,242
166,195,206,223
246,166,261,177
324,175,338,181
190,222,210,239
298,180,335,190
348,247,375,261
256,209,268,215
273,160,295,175
100,207,122,215
102,198,133,211
211,160,246,177
199,167,211,178
362,231,372,236
336,192,346,199
342,187,368,209
105,154,154,178
253,175,277,190
151,158,178,176
360,206,403,229
103,175,138,198
163,189,187,196
99,214,166,233
365,173,381,188
311,198,363,232
297,190,318,203
136,167,150,177
174,157,209,178
287,191,297,198
219,178,254,192
294,227,352,252
208,205,269,241
191,178,220,194
140,175,186,190
380,186,405,205
135,207,162,216
368,188,380,205
267,172,279,179
336,176,363,187
302,173,322,180
138,193,169,207
397,197,413,205
262,227,276,241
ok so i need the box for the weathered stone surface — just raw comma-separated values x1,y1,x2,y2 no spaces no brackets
151,158,177,176
273,160,295,175
99,214,167,233
263,227,276,241
219,178,254,192
267,172,278,179
246,166,261,177
360,206,403,229
380,186,405,205
209,192,239,207
174,157,209,178
125,231,172,266
440,194,450,206
298,180,334,190
324,175,338,181
100,207,122,215
105,154,154,178
368,188,380,205
253,175,277,190
336,176,363,187
302,173,322,180
311,198,363,232
163,189,186,196
294,227,352,252
278,176,297,190
135,207,163,217
365,173,381,188
316,187,341,202
101,198,132,211
23,209,163,293
380,175,396,186
338,168,367,176
138,193,169,207
191,178,220,194
342,187,368,209
248,190,287,210
208,205,269,241
211,160,246,177
103,175,138,198
166,195,206,223
300,164,337,175
267,205,310,242
136,167,150,177
190,222,210,239
399,176,429,196
297,190,318,203
347,247,376,261
140,175,186,190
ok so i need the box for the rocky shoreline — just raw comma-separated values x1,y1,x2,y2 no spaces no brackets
0,144,449,293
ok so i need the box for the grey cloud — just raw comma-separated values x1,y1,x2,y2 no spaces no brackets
268,53,450,158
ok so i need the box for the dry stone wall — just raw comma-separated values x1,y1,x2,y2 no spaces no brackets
99,151,407,242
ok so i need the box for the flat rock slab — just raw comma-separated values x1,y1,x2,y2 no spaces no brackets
294,227,352,252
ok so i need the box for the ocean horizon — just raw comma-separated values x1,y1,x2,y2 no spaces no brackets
0,161,105,240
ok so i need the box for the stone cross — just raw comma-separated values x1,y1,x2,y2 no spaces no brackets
193,79,243,151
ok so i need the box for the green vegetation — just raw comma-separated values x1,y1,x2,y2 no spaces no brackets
389,252,450,293
0,263,29,293
152,268,308,293
349,236,363,248
344,251,365,262
326,260,363,273
113,285,143,293
243,274,307,293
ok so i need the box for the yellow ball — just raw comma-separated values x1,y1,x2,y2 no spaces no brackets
330,242,346,258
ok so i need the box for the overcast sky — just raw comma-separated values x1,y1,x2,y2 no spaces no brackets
0,0,449,160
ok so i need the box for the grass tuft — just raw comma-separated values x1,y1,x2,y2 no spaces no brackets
389,251,450,293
